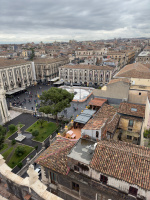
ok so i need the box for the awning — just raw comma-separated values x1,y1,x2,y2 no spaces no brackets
6,87,26,95
74,109,96,124
50,77,59,82
53,80,64,85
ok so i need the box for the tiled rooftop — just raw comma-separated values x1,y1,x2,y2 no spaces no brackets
36,137,76,175
90,140,150,190
116,62,150,79
94,104,119,133
82,118,108,130
118,102,145,118
0,58,30,68
88,98,107,107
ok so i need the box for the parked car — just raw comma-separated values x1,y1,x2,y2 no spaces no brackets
35,167,41,176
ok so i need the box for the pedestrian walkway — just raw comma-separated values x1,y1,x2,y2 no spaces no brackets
9,110,22,121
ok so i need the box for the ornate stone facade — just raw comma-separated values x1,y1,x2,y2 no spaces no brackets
59,64,113,86
34,57,69,82
0,59,34,92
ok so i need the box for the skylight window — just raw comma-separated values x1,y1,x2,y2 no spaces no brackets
131,108,137,112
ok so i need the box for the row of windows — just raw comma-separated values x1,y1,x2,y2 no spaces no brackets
2,67,29,78
50,170,138,197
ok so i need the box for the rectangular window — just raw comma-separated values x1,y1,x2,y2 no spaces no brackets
100,175,108,184
50,172,56,184
128,120,133,127
129,186,138,196
72,182,79,192
96,131,99,138
74,165,79,172
127,135,132,140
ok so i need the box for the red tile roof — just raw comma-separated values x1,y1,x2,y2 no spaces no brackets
88,98,107,107
118,102,145,118
90,140,150,190
94,104,119,134
35,137,76,175
116,62,150,79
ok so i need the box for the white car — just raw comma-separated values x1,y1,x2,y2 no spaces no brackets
35,167,41,176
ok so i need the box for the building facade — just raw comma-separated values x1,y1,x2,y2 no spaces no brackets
0,59,34,92
0,87,10,125
36,137,150,200
136,51,150,63
34,57,69,83
59,64,113,86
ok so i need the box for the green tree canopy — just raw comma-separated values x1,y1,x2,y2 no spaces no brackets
144,129,150,138
39,87,74,123
15,146,26,157
29,48,35,61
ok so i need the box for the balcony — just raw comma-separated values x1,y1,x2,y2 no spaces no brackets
113,129,140,145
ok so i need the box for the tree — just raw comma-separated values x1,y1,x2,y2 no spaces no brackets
32,130,39,137
17,162,23,169
9,124,16,132
11,139,16,145
39,87,74,124
144,129,150,138
34,145,38,150
38,119,45,128
29,48,35,61
0,125,6,150
15,146,26,157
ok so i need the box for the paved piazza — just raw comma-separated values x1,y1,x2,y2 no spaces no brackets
60,86,93,101
7,83,94,119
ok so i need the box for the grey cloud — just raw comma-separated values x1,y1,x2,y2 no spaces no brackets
0,0,149,42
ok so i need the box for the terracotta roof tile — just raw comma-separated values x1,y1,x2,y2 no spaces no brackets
88,98,107,107
0,58,30,68
116,62,150,79
118,102,145,118
95,104,119,133
90,140,150,190
83,104,119,133
35,137,76,175
82,118,108,130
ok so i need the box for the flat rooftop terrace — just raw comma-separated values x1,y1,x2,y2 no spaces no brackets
67,138,96,165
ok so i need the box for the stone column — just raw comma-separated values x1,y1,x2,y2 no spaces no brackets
93,70,95,85
41,166,49,185
73,69,74,83
12,68,17,88
103,71,106,85
20,66,25,87
0,87,10,124
25,65,29,85
6,69,10,90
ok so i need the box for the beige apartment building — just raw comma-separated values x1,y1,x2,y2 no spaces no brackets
136,51,150,63
34,57,69,82
59,64,113,86
75,47,107,60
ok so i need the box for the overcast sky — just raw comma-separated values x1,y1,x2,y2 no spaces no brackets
0,0,149,43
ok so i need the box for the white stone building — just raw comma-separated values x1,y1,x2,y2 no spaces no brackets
59,64,113,86
0,59,34,93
